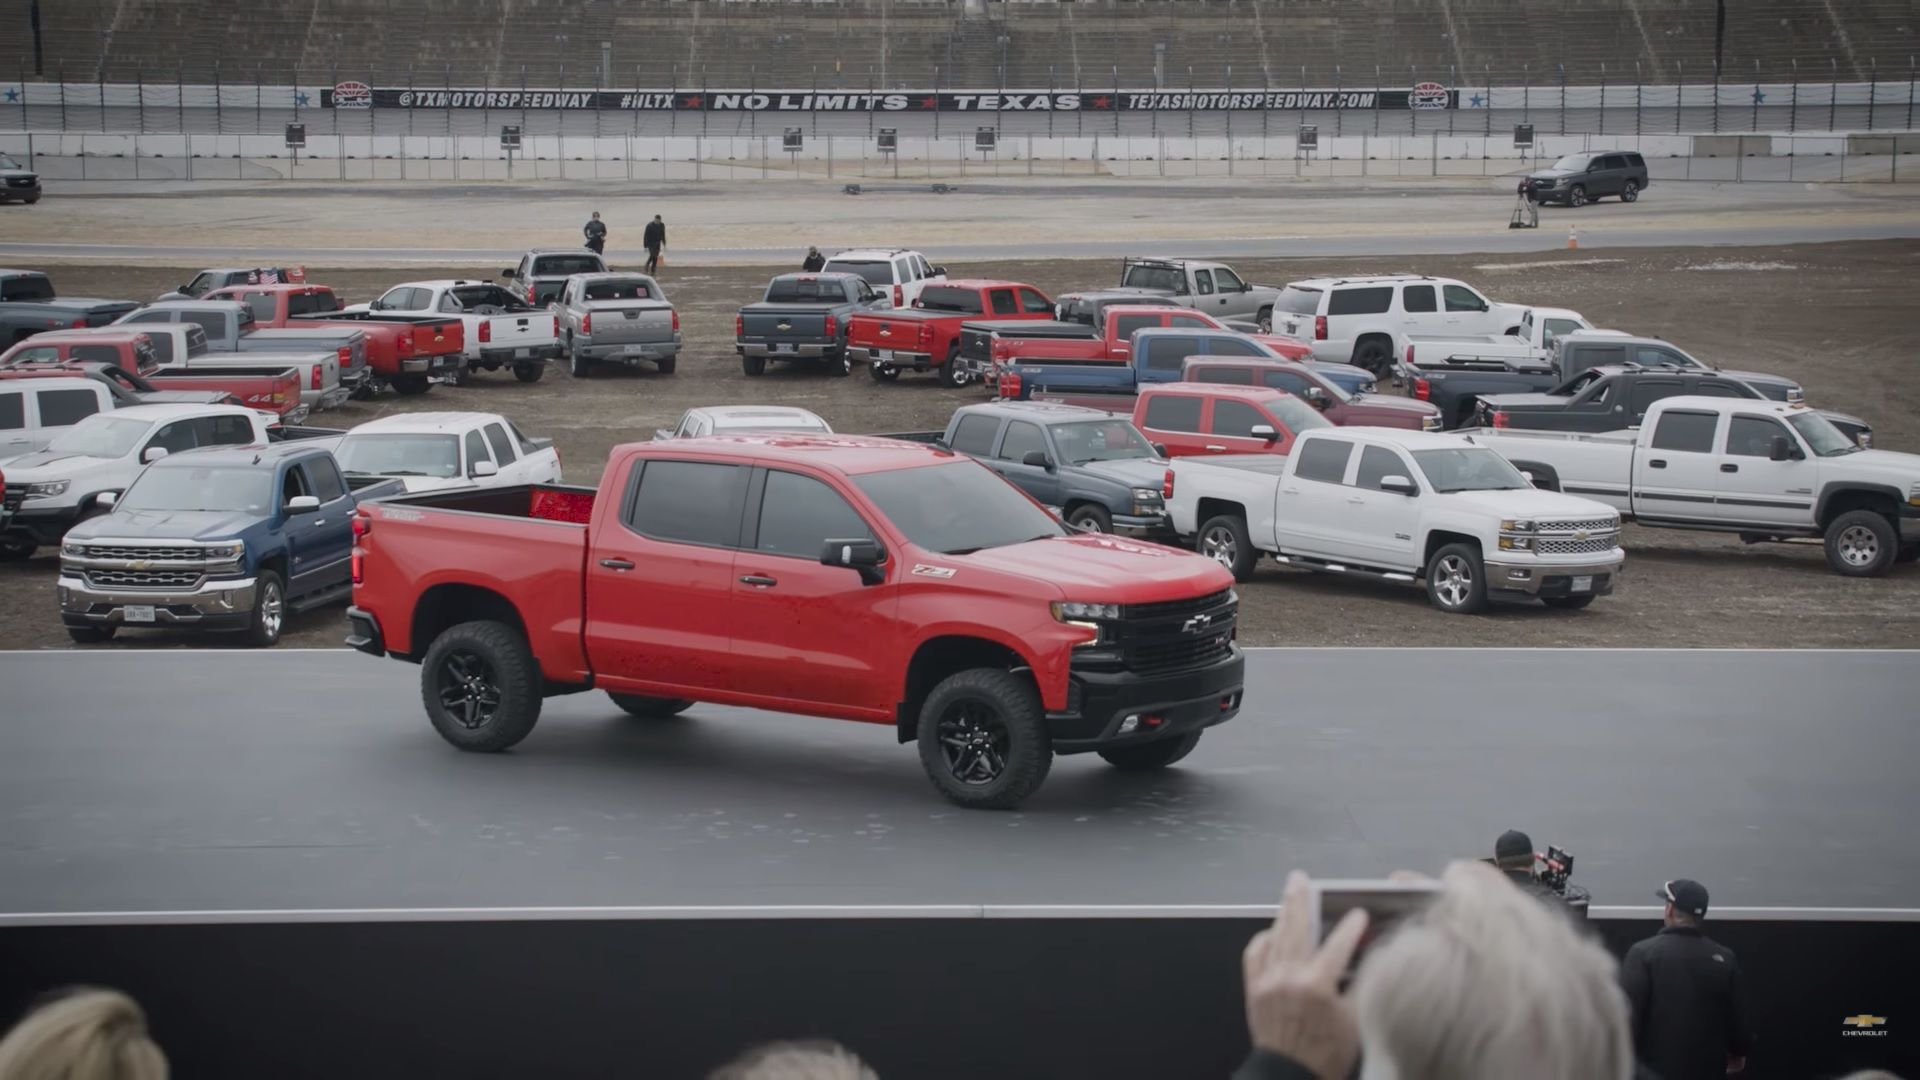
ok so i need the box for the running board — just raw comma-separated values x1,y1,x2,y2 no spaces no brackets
1274,554,1417,582
290,582,353,615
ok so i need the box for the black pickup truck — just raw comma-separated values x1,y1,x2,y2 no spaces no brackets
1,270,139,343
1476,364,1872,444
736,272,891,377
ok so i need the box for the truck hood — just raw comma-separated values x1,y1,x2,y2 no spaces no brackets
1528,168,1578,180
949,533,1231,603
1076,458,1170,488
1440,487,1620,521
0,451,122,479
1720,369,1799,396
1828,447,1920,485
66,508,259,542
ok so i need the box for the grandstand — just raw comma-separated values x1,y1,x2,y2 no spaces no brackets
1,0,1913,90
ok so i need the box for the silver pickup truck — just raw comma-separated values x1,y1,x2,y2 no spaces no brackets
1109,258,1288,331
554,272,680,377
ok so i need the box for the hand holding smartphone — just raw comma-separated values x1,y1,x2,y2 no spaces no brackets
1306,878,1444,974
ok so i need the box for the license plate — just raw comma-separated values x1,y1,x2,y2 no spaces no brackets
775,342,795,353
622,345,650,357
123,605,157,623
1571,576,1593,593
876,349,895,362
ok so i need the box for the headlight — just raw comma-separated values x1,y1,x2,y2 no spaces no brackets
61,540,86,557
24,481,69,498
1908,482,1919,507
1499,519,1536,533
1130,488,1161,503
1498,535,1534,551
204,541,245,560
1052,600,1120,622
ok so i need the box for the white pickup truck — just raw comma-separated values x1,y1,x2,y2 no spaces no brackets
1166,427,1625,612
1472,396,1920,577
1399,306,1593,375
348,280,560,384
331,411,562,494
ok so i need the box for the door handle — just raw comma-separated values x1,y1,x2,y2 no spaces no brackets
1204,444,1227,452
1720,463,1739,473
1345,496,1365,504
311,519,327,526
739,574,778,587
598,557,634,571
1281,488,1300,495
1648,460,1667,469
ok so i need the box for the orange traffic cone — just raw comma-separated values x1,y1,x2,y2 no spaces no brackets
1567,227,1579,250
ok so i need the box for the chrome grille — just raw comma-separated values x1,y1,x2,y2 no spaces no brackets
1539,517,1616,533
1535,535,1619,556
85,568,203,589
82,544,206,561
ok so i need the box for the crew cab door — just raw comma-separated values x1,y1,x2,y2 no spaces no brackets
1211,267,1252,317
1135,391,1208,456
1630,408,1722,522
287,455,354,595
728,467,897,715
987,419,1064,511
1205,398,1293,456
0,387,31,458
584,459,746,694
1713,412,1818,528
1344,443,1423,570
1441,284,1499,335
1272,436,1355,557
1398,284,1447,337
481,421,535,485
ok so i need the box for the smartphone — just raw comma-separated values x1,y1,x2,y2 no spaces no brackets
1307,879,1443,972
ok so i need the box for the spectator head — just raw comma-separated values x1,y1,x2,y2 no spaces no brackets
654,214,663,222
708,1040,876,1080
1657,878,1710,927
591,211,601,220
0,987,169,1080
1493,829,1534,873
1351,861,1632,1080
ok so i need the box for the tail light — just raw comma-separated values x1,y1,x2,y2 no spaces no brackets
1000,371,1022,399
310,364,322,390
918,323,934,350
734,314,744,339
336,345,351,366
893,284,904,307
350,515,371,584
581,312,592,335
550,315,558,337
1405,343,1415,366
478,320,492,344
1491,410,1510,428
526,284,537,305
822,313,836,339
1162,467,1175,499
352,515,372,538
1314,315,1327,340
1413,377,1431,401
398,331,415,355
672,309,681,333
992,338,1011,361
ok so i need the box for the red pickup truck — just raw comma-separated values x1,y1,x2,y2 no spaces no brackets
204,283,463,395
1132,383,1332,458
347,434,1245,809
958,304,1313,385
846,280,1056,387
0,330,307,421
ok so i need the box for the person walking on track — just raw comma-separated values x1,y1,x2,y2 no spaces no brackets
583,211,607,255
643,214,666,274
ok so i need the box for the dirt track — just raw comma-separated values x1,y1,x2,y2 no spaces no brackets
4,238,1918,650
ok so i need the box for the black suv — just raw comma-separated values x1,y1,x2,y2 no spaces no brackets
1526,151,1648,207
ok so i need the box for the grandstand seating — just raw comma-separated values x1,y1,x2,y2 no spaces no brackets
0,0,1912,90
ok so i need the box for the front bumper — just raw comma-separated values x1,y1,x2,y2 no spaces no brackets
1,180,39,200
1046,647,1245,753
58,574,258,630
3,504,85,546
578,339,681,362
1900,504,1920,543
739,341,836,360
1485,556,1622,598
852,346,937,371
1112,511,1173,538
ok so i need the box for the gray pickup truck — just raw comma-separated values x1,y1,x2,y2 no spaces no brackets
554,272,680,377
118,301,373,397
1109,258,1287,331
1,270,139,342
502,249,608,306
736,272,891,377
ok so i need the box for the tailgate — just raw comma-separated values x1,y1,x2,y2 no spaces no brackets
486,312,559,348
850,310,940,349
587,303,675,345
742,309,829,341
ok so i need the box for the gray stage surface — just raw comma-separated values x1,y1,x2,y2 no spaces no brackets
2,648,1914,915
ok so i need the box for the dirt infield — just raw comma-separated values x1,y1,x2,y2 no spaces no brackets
4,238,1918,650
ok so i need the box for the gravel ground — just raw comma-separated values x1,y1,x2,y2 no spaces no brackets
5,238,1918,650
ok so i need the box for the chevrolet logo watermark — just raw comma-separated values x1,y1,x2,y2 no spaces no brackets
1842,1014,1888,1037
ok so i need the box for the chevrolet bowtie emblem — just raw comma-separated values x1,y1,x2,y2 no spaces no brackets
1843,1015,1887,1028
1574,529,1589,541
129,559,151,570
776,322,791,330
1182,613,1213,633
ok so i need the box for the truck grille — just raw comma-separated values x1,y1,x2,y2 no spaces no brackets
5,176,35,187
80,544,207,560
1124,589,1232,621
85,568,203,589
1535,534,1619,556
1115,589,1237,676
1539,517,1616,533
1126,635,1235,676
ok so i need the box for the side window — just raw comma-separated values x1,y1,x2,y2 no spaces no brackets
1291,437,1354,483
627,461,748,548
1018,288,1052,314
1727,415,1791,457
242,292,276,322
1442,285,1488,313
755,470,873,558
1214,268,1245,292
1143,336,1202,372
1262,370,1311,396
146,333,174,364
307,457,348,502
185,312,225,339
1634,345,1687,369
1211,399,1268,439
1113,314,1160,342
893,258,911,284
989,289,1019,316
1169,314,1214,328
948,413,1001,456
1205,337,1264,357
286,290,335,317
70,345,122,364
1194,270,1215,295
280,463,311,505
483,422,518,464
1628,379,1684,415
1353,445,1408,490
996,421,1048,463
0,390,25,429
1193,366,1254,385
1141,394,1204,433
1601,155,1627,170
464,429,491,469
1566,344,1627,373
1578,380,1613,407
147,420,199,456
199,414,254,446
1401,285,1437,313
1327,287,1392,316
121,309,167,325
1649,410,1719,453
377,287,412,311
9,346,58,364
36,388,101,427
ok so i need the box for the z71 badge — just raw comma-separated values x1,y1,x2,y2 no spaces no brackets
911,564,957,579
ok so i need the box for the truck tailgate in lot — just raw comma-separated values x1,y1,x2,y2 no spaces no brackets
147,366,306,420
958,320,1096,368
241,328,369,385
480,312,559,352
584,302,675,345
740,306,830,343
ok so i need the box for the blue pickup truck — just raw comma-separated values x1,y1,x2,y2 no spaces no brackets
56,441,401,646
999,326,1376,412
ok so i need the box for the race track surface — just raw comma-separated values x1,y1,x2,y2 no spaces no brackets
3,648,1914,915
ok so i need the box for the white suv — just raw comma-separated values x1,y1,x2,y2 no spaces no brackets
1270,275,1523,377
820,248,947,309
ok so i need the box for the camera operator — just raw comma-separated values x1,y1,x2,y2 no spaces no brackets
1493,830,1591,923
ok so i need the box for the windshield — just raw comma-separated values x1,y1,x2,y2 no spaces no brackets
854,460,1066,555
1786,412,1861,457
120,465,272,513
1550,153,1596,171
915,286,984,314
531,254,604,277
1411,447,1531,493
822,260,891,286
1274,286,1321,316
335,433,461,478
1053,419,1156,464
1121,264,1185,293
0,153,22,170
47,415,149,458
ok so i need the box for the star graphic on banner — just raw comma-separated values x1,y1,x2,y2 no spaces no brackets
682,94,704,108
294,91,310,106
1090,94,1113,109
1751,87,1766,105
2,87,18,103
918,96,937,109
1469,93,1484,108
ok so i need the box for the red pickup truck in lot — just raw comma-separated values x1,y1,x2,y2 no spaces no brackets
958,304,1314,385
0,330,307,421
347,434,1245,809
1132,383,1332,458
846,280,1056,387
203,283,463,395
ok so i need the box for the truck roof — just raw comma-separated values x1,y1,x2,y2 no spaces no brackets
1650,395,1814,419
634,433,956,476
150,299,249,312
931,279,1033,290
86,402,258,423
1305,426,1500,451
152,441,321,468
1284,275,1440,287
1143,383,1291,402
208,283,331,294
690,405,828,425
959,401,1112,422
347,411,502,435
9,328,148,344
0,268,48,278
827,248,921,259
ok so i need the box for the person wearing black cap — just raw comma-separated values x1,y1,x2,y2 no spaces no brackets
1619,879,1755,1080
1494,829,1561,905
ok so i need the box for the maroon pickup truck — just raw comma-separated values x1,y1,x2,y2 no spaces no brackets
846,280,1056,387
957,303,1314,387
1181,358,1442,431
0,330,306,420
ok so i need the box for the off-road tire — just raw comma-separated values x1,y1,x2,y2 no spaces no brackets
1541,594,1597,610
1824,509,1897,578
241,570,286,647
743,354,767,377
421,620,543,753
66,624,115,644
1098,731,1202,771
937,345,967,388
1197,514,1257,582
608,693,694,718
513,363,545,383
916,668,1052,810
389,374,431,395
1256,306,1274,333
1424,543,1490,614
828,350,852,377
1352,338,1393,379
1067,504,1113,533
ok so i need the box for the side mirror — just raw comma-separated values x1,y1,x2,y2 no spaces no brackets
1304,387,1330,407
470,460,499,479
335,297,347,310
285,494,321,513
94,491,118,508
1249,423,1278,442
932,266,949,277
1378,475,1419,497
1769,436,1797,462
820,537,886,586
141,446,169,463
1021,450,1055,471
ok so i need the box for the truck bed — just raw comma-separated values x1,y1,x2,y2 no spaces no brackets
384,483,599,523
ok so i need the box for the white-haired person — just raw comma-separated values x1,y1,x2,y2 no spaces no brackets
708,1039,877,1080
0,987,169,1080
1236,861,1637,1080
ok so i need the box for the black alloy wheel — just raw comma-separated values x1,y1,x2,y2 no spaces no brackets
437,649,505,731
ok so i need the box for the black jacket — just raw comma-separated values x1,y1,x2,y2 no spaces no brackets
643,220,666,249
1620,926,1753,1080
584,219,607,242
802,253,825,272
1231,1050,1319,1080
